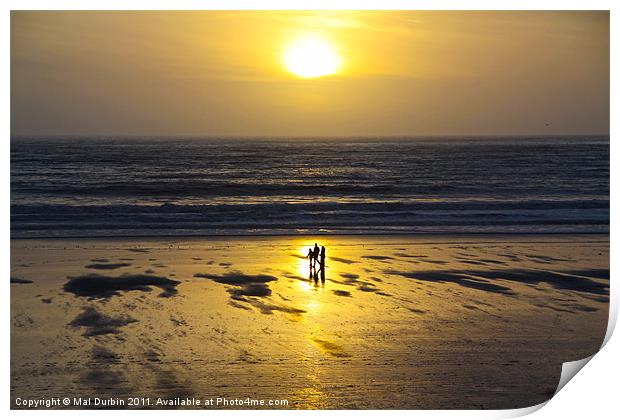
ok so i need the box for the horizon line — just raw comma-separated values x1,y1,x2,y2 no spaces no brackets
10,133,611,139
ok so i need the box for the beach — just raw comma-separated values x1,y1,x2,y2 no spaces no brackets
11,234,609,409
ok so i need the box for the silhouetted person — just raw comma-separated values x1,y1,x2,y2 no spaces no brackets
306,247,314,269
319,246,326,282
313,243,320,265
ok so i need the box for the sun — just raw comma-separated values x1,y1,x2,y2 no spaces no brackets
283,36,342,78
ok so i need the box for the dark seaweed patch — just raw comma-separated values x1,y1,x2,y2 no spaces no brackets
232,296,306,315
420,259,449,265
387,268,609,296
469,269,608,295
64,274,181,299
362,255,393,261
10,277,33,284
357,285,380,292
564,269,609,280
229,283,272,299
333,290,352,297
330,256,358,264
195,271,277,300
194,272,277,286
126,248,149,253
85,263,132,270
409,308,426,314
283,273,308,281
69,307,137,336
289,253,307,260
229,300,251,311
385,270,515,295
311,338,350,357
80,370,124,386
92,346,120,362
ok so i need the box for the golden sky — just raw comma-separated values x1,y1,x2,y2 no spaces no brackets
11,11,609,136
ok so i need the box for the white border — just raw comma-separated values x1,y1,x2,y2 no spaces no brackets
3,1,616,419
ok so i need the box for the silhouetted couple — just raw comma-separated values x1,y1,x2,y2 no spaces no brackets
307,243,326,283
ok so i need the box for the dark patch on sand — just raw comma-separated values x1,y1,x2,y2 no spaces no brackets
357,285,380,292
233,296,306,315
145,350,161,362
69,307,137,336
526,254,571,263
80,369,124,387
11,277,33,284
498,253,521,262
311,338,350,357
409,308,426,314
144,269,155,274
333,290,352,297
92,346,120,362
170,316,187,327
586,295,609,303
533,303,575,314
394,253,429,260
385,270,515,295
153,369,194,400
64,274,181,299
564,269,609,280
12,313,34,328
85,263,132,270
386,268,609,297
127,248,149,253
457,259,487,266
566,303,599,312
41,297,53,304
330,256,358,264
229,300,252,311
333,273,376,289
283,273,308,281
219,262,233,268
192,257,203,261
195,271,278,301
333,273,384,295
478,259,508,265
229,283,272,299
362,255,393,261
195,272,277,286
469,269,609,295
289,253,307,260
420,259,449,265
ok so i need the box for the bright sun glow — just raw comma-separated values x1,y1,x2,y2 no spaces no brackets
283,36,342,78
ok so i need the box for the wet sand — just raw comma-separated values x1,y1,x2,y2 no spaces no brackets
10,234,609,409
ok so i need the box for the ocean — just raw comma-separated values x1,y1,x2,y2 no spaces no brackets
10,136,609,238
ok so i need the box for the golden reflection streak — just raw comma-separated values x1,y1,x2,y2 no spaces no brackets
287,241,329,409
